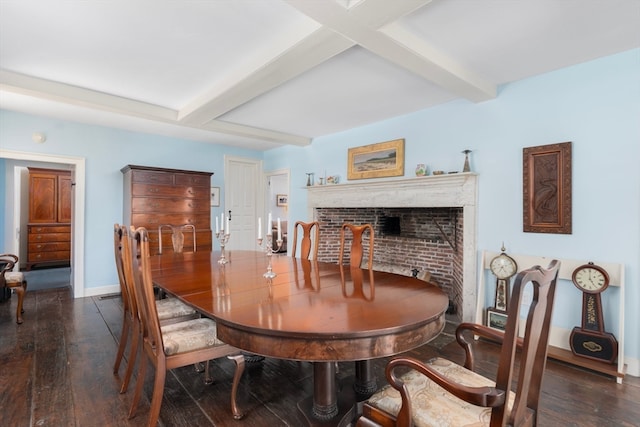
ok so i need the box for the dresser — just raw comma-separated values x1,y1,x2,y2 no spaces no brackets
27,168,72,270
121,165,213,255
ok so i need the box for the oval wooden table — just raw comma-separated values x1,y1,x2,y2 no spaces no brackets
150,250,449,426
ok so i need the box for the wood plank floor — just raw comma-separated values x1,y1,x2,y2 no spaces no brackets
1,287,639,427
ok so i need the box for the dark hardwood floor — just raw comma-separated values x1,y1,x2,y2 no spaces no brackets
1,287,638,426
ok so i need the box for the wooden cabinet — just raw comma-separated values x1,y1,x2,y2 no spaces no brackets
122,165,213,255
27,168,72,269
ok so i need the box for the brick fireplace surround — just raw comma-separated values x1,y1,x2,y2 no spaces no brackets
306,174,478,323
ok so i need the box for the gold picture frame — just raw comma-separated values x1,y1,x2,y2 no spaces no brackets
523,142,572,234
347,139,405,180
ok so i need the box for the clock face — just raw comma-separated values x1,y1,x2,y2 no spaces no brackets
572,265,609,294
490,254,517,279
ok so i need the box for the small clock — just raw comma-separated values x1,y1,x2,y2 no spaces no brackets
570,262,618,364
572,263,609,294
489,251,517,280
488,246,517,313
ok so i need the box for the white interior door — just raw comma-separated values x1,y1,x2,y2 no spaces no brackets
224,156,262,251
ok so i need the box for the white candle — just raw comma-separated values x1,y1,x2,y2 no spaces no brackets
277,218,282,241
215,216,219,234
258,217,262,238
267,213,272,235
226,215,230,234
220,212,224,231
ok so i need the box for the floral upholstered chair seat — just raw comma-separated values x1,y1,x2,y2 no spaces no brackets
366,357,515,427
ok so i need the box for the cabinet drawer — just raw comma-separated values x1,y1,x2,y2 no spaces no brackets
131,170,175,185
174,173,210,187
29,242,71,252
29,225,71,234
28,250,70,262
131,214,210,228
131,183,209,199
131,197,210,213
28,232,71,243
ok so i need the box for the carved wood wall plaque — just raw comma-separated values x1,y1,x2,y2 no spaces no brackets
523,142,572,234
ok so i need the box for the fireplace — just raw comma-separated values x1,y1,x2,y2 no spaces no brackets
306,174,477,323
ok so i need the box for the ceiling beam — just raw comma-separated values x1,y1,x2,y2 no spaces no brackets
287,0,496,102
0,69,311,146
178,0,436,126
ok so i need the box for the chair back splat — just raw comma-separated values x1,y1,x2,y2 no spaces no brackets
357,260,561,427
291,221,319,260
339,223,374,268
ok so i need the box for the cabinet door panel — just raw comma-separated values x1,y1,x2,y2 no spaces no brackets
131,197,210,213
29,174,57,222
58,175,73,223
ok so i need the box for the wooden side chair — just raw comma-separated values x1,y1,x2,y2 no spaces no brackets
112,224,198,394
128,227,245,425
339,223,374,268
158,224,196,254
291,220,319,259
0,254,27,324
357,260,561,427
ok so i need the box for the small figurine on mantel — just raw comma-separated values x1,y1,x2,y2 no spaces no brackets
462,149,472,172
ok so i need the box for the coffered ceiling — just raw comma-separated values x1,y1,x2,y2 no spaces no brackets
1,0,638,151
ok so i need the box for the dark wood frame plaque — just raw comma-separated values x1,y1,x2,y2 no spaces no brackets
523,142,572,234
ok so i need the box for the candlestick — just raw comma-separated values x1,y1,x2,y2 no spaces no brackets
216,228,231,265
267,213,272,235
257,232,283,279
258,217,262,238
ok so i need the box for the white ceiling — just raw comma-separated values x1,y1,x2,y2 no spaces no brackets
1,0,638,151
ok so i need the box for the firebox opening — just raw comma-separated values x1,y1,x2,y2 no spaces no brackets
382,216,401,235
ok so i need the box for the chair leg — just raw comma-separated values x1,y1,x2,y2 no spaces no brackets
113,314,130,374
14,284,25,324
228,354,245,420
128,353,147,419
147,363,167,427
120,321,140,394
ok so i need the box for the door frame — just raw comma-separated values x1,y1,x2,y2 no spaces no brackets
1,149,85,298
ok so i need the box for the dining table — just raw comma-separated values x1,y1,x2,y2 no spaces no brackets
149,250,449,426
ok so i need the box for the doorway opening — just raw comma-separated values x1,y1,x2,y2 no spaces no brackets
1,149,86,298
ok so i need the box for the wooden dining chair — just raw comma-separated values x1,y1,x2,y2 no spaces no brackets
158,224,196,254
356,260,561,427
291,220,319,259
339,223,374,268
128,227,245,426
0,254,27,324
112,224,199,394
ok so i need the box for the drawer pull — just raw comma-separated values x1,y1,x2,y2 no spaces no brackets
37,244,42,249
37,235,43,240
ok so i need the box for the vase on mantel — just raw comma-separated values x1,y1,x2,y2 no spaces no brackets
415,164,427,176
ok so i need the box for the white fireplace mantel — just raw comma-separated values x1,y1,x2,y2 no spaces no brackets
305,173,478,322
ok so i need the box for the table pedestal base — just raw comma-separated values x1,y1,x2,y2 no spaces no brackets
297,389,356,427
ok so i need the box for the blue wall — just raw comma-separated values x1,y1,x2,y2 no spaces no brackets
264,49,640,364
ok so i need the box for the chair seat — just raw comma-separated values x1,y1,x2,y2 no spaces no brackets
366,357,515,427
5,271,25,285
161,318,225,355
156,297,197,321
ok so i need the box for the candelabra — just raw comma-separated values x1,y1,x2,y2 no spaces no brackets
216,230,230,265
257,233,283,278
